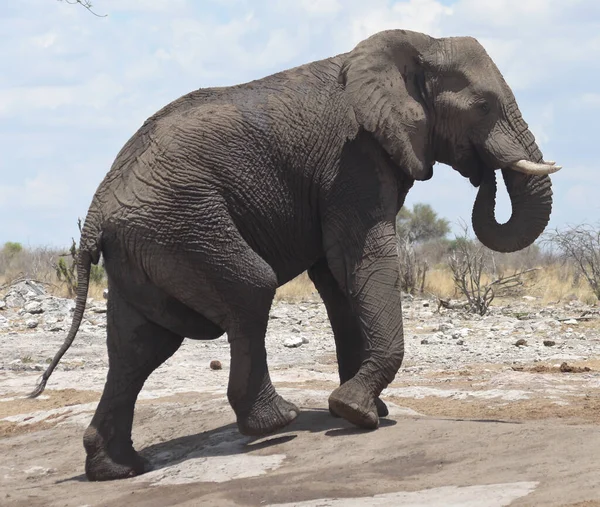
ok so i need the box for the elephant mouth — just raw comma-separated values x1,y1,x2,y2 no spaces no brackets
466,145,560,188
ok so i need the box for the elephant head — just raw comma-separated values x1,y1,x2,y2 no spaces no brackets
339,29,560,253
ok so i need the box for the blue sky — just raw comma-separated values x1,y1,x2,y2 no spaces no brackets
1,0,598,246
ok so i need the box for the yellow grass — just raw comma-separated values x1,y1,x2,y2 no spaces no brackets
422,264,598,305
275,272,316,301
1,263,597,307
532,265,597,305
424,268,456,300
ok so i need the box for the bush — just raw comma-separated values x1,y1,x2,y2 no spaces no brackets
544,224,600,300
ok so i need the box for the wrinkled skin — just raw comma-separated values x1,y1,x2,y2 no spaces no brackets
36,29,557,481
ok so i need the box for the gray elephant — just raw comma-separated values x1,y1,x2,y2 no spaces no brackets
32,29,560,481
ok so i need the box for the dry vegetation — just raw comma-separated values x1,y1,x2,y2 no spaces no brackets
0,234,598,308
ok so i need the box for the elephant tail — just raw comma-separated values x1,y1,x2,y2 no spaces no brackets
28,234,101,398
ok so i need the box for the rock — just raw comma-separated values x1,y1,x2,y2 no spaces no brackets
522,295,536,301
44,317,64,332
420,338,429,345
301,336,310,344
5,294,25,308
0,300,6,310
543,340,556,347
422,301,430,308
451,328,470,339
514,338,528,347
24,301,43,314
284,336,304,348
103,288,109,300
560,362,591,373
209,360,222,370
91,305,107,314
438,323,454,333
25,319,38,329
563,319,579,325
456,339,465,345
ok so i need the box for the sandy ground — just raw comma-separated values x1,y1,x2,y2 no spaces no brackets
1,293,599,506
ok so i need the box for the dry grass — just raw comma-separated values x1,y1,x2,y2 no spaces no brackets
275,272,316,301
531,264,597,305
420,263,598,306
0,273,107,301
1,245,597,307
424,267,456,299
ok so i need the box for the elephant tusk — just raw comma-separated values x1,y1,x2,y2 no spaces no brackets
509,160,562,175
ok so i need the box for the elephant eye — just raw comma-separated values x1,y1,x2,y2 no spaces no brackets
479,101,491,114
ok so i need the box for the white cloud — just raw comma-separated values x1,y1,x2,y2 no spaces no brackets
0,0,598,243
0,74,124,117
579,93,600,108
298,0,342,15
0,173,69,212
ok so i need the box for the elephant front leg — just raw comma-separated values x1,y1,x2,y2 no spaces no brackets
308,258,389,418
324,223,405,430
228,331,299,436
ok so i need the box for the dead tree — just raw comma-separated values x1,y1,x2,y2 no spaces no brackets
544,224,600,300
448,227,538,315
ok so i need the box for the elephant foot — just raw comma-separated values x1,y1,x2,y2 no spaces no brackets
328,379,379,430
236,394,299,437
83,426,151,481
330,396,388,418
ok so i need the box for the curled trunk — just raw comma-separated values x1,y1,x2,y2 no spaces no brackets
472,110,553,253
472,169,552,253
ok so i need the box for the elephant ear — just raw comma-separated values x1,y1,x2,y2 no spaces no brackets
339,31,434,181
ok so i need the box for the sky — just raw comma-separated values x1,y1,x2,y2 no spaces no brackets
0,0,599,247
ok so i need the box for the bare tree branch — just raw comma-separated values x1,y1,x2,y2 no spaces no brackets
543,224,600,300
58,0,107,18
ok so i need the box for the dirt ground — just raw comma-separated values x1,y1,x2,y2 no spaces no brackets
1,290,600,506
1,359,600,507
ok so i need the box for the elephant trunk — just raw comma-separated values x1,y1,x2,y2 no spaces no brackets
471,110,553,253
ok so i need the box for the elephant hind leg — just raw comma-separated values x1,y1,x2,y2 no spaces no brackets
84,286,183,481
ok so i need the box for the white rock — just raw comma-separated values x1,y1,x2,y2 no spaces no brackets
563,319,579,325
439,323,454,333
25,319,38,329
24,301,43,314
0,300,6,310
283,336,304,348
103,288,109,300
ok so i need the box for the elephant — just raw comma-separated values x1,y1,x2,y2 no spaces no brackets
32,29,560,481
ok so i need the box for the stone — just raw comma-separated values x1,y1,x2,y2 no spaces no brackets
24,301,43,314
543,340,556,347
25,319,38,329
103,288,109,300
0,300,6,310
284,336,304,348
451,328,470,339
514,338,528,347
439,323,454,333
563,319,579,325
420,338,429,345
5,294,25,308
456,339,465,345
209,360,222,370
91,305,107,314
